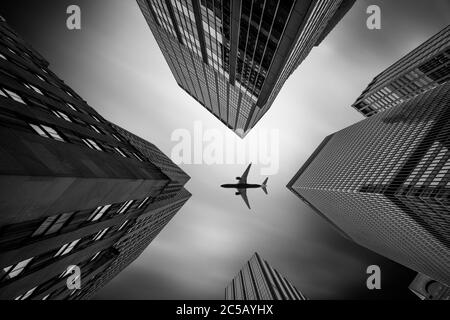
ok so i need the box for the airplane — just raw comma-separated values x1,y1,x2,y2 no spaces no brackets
220,163,268,209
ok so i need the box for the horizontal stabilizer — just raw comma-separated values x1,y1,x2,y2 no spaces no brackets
261,178,268,195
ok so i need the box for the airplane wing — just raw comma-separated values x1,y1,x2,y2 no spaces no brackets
238,188,251,209
238,163,252,184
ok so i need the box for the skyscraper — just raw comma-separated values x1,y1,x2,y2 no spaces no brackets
137,0,355,137
225,252,306,300
0,18,190,300
352,25,450,117
77,188,191,299
287,82,450,286
409,273,450,300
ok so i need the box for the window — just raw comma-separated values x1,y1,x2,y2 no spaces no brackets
27,97,51,112
35,74,45,82
0,53,6,60
114,147,127,158
29,123,65,142
66,103,77,112
42,294,50,300
54,239,80,257
92,115,101,123
53,110,72,122
15,287,37,300
32,212,74,237
3,88,25,104
93,227,109,241
24,83,43,95
45,212,73,234
112,134,122,142
118,220,129,231
29,124,48,138
42,125,64,141
117,200,134,214
90,125,102,134
138,197,150,209
82,138,103,151
59,265,77,278
32,215,57,237
2,257,34,280
90,251,101,261
133,152,143,161
87,204,111,222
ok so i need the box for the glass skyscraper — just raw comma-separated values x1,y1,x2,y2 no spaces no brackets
225,252,306,300
137,0,355,137
352,25,450,117
288,82,450,287
0,17,191,300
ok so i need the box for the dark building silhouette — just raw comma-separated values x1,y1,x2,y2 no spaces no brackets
225,252,306,300
137,0,355,137
79,188,191,299
0,18,190,300
409,273,450,300
288,82,450,286
352,25,450,117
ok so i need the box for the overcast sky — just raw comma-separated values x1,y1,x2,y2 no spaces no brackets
1,0,449,299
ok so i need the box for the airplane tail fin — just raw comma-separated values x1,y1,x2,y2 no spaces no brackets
261,178,268,195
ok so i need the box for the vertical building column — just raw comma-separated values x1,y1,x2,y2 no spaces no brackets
255,252,279,300
256,0,314,107
191,0,209,65
145,0,161,27
164,0,185,45
228,0,241,84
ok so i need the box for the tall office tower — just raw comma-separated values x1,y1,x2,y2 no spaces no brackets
110,123,191,201
352,25,450,117
0,18,190,300
137,0,355,137
409,273,450,300
287,82,450,286
225,252,306,300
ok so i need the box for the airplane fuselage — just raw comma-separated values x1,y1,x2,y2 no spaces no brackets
221,183,261,189
221,164,267,209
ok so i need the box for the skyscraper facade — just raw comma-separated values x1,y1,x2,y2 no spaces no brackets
77,188,191,299
0,18,190,300
352,25,450,117
288,82,450,286
225,252,306,300
137,0,355,137
409,273,450,300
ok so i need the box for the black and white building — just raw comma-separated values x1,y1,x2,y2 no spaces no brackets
137,0,355,137
225,252,306,300
0,18,191,300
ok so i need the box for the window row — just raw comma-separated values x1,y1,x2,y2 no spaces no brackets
0,196,152,260
0,41,84,104
0,84,104,133
14,249,105,300
0,99,141,161
1,224,119,284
